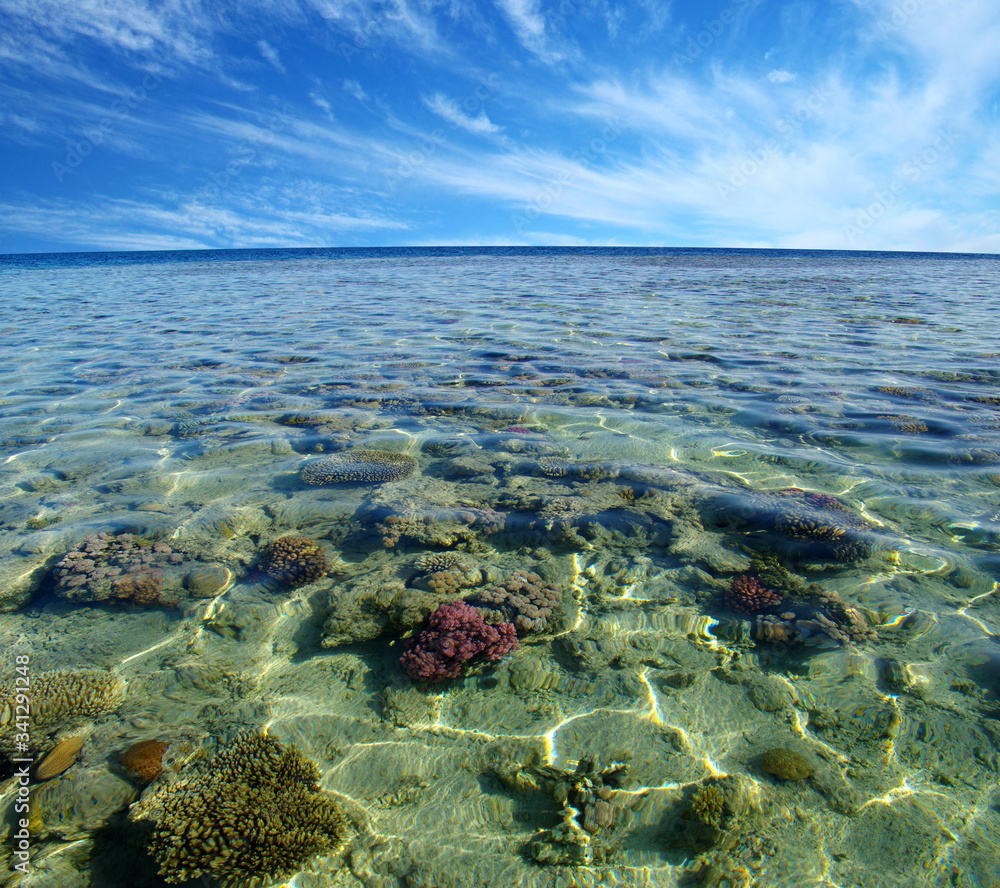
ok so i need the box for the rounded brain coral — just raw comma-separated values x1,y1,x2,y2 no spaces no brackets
301,449,416,485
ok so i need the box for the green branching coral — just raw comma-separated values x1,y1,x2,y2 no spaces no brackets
744,550,806,598
690,783,727,827
132,732,351,884
0,670,125,738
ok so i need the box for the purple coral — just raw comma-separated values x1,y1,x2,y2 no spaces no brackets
400,600,520,682
726,575,783,614
52,532,181,608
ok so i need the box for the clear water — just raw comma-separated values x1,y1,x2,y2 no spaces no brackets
1,247,999,887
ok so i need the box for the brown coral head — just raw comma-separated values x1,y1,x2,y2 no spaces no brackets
261,535,328,588
726,575,783,614
119,739,169,784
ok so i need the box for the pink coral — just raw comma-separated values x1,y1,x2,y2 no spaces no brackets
726,575,783,614
400,600,519,682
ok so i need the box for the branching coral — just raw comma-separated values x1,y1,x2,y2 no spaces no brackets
131,732,351,884
261,535,328,588
1,670,125,739
725,575,782,615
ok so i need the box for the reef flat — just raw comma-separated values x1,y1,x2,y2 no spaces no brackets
1,248,999,888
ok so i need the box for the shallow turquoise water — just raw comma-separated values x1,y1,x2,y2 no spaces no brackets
1,247,999,887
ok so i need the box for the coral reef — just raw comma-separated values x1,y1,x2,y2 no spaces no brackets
772,488,876,558
261,535,328,588
742,551,805,598
52,532,184,607
700,488,881,560
301,449,416,484
423,565,485,596
376,512,425,548
489,755,630,866
542,758,628,836
690,782,727,827
375,505,504,548
750,587,877,646
400,600,519,682
725,575,783,615
1,670,125,739
879,413,930,433
466,570,562,633
673,774,763,853
130,732,351,884
539,457,619,481
413,552,466,573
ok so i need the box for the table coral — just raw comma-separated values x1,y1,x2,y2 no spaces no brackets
301,449,416,484
400,600,519,682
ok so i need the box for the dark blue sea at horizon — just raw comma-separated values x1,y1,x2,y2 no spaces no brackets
1,247,998,888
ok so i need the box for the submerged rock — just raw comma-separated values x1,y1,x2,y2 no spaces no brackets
760,747,813,781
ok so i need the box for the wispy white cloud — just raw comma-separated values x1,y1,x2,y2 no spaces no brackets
310,90,334,117
0,183,408,252
0,0,997,252
424,92,500,135
257,39,285,73
495,0,561,62
342,79,369,103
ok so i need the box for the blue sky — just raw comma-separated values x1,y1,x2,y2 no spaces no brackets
1,0,998,253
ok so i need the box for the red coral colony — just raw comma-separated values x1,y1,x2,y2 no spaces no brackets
725,574,783,615
400,600,520,682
